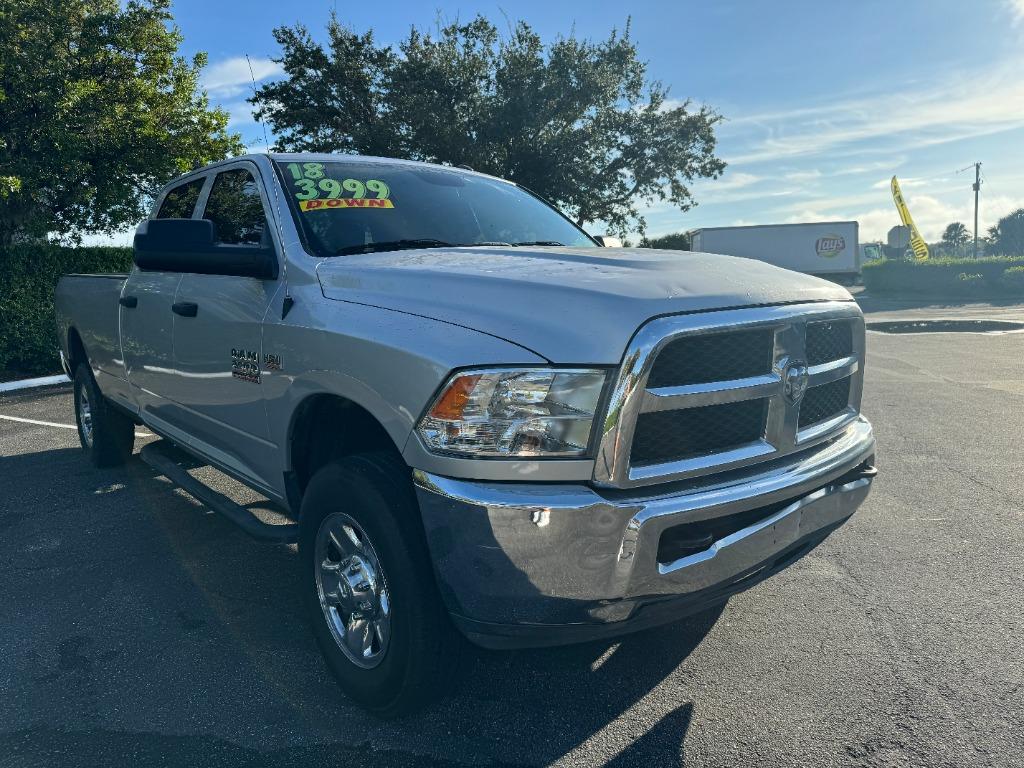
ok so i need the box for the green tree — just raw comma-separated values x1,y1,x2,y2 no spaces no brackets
639,231,690,250
253,16,725,236
987,209,1024,256
940,221,969,255
0,0,243,245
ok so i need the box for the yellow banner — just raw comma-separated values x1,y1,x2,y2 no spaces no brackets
299,198,394,212
890,176,929,260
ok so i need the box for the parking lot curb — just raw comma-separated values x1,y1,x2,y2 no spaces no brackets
0,374,70,394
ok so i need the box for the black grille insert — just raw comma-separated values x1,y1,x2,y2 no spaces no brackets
631,399,768,467
647,328,775,388
799,377,851,428
806,320,853,366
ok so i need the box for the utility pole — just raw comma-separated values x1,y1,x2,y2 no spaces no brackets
958,162,983,258
972,162,982,259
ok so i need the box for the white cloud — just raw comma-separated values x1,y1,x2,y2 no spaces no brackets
870,176,935,190
1007,0,1024,24
782,161,907,183
202,56,282,99
782,209,830,225
724,58,1024,165
835,159,907,177
244,142,273,155
711,171,761,191
694,188,799,206
221,100,262,128
784,170,822,182
840,193,1024,242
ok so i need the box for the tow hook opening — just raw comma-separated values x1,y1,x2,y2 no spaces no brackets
656,460,877,565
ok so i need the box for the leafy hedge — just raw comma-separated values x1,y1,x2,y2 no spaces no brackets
0,244,133,378
862,256,1024,298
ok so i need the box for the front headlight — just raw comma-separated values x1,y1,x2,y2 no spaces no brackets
417,368,607,457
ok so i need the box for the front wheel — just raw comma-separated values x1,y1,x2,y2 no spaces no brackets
73,363,135,467
299,454,462,717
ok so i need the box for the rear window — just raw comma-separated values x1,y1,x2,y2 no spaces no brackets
156,178,204,219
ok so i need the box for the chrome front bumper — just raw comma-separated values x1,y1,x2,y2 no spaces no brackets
414,417,875,648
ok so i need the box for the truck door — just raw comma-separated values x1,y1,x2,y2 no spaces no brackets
121,176,206,421
168,162,282,485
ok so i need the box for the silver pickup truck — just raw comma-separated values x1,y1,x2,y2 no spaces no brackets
55,153,876,715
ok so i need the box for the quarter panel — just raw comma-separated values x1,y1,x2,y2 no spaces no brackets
56,276,126,378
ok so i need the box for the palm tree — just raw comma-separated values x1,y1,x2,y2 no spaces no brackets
941,222,969,256
987,209,1024,257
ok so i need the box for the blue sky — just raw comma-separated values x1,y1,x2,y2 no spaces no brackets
151,0,1024,243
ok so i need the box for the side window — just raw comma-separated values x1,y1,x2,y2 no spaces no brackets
202,169,269,246
156,178,204,219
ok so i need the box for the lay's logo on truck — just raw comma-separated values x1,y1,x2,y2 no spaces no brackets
815,235,846,259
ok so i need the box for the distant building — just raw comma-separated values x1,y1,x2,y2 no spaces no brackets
887,225,910,250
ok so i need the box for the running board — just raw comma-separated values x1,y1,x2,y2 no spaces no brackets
140,440,298,544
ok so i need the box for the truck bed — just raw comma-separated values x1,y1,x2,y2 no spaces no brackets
55,273,129,384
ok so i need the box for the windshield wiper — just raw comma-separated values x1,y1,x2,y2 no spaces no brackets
333,238,555,255
334,239,452,255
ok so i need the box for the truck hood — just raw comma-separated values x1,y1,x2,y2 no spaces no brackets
316,246,852,363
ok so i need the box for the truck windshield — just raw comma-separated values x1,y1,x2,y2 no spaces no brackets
274,160,596,256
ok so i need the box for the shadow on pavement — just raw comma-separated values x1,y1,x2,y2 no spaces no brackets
0,445,722,767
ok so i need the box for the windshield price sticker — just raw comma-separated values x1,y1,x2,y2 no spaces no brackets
285,162,392,207
299,198,395,211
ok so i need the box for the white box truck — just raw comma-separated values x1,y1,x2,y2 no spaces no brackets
688,221,860,283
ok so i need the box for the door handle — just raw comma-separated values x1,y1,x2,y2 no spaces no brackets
171,301,198,317
119,295,138,308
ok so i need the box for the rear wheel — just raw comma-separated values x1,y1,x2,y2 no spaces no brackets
73,363,134,467
299,453,461,717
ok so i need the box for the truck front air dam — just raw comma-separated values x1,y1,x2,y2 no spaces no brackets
414,417,875,649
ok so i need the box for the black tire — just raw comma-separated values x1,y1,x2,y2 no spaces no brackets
73,362,135,467
299,453,461,717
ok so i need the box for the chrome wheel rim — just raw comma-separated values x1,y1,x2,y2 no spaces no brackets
314,512,391,669
78,385,94,448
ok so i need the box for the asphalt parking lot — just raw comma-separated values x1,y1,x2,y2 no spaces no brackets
1,302,1022,768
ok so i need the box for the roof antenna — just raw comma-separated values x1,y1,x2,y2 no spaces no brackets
245,54,271,152
246,53,293,318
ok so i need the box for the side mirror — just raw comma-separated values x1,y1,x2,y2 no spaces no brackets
133,218,278,280
593,235,623,248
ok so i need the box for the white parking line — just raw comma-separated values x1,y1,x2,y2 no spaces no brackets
0,413,151,438
0,414,76,429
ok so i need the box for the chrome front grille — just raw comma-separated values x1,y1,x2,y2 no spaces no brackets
594,302,865,489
